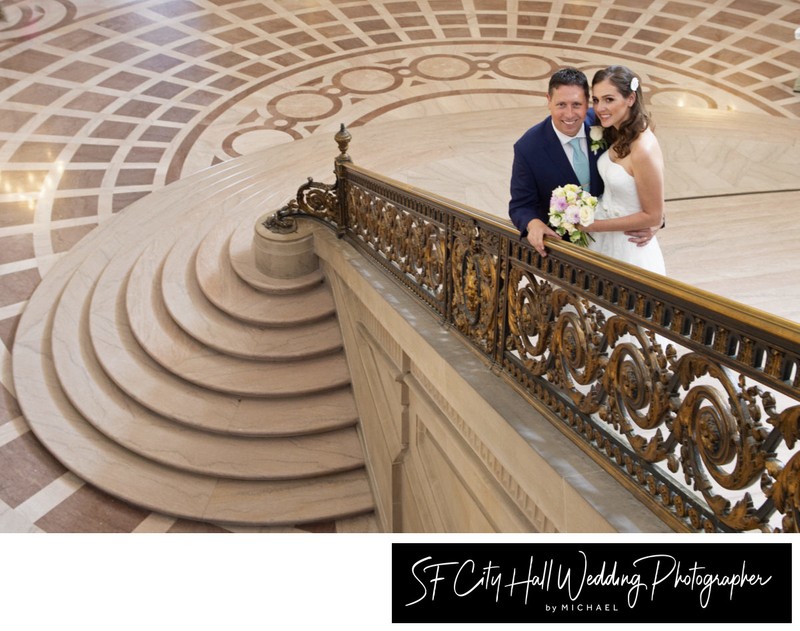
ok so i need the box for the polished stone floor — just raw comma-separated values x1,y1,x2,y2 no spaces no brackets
1,0,799,535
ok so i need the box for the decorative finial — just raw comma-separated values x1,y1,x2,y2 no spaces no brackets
335,123,351,164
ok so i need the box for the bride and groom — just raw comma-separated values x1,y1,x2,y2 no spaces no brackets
509,65,665,275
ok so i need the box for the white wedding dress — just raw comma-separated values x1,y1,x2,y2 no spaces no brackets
589,152,666,275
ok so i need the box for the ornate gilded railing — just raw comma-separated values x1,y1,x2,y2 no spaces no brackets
267,125,800,533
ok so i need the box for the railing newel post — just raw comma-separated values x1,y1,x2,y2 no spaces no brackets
334,123,352,238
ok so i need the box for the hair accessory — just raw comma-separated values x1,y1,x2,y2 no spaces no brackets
630,77,640,92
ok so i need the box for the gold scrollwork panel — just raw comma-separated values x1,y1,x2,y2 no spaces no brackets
450,220,499,352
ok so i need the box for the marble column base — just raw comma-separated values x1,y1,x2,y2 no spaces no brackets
254,215,318,279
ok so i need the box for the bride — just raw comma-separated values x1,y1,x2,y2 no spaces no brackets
586,65,666,275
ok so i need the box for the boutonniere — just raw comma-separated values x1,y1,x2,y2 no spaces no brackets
589,125,607,155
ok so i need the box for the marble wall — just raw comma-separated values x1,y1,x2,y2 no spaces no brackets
314,225,668,533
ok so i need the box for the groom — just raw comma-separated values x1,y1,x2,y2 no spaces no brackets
508,67,603,257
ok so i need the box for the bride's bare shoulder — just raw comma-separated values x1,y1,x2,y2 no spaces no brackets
633,127,658,147
631,128,662,161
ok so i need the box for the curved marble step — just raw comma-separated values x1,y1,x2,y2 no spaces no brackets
92,265,359,437
51,250,365,479
195,220,336,326
13,149,374,525
228,214,325,293
15,259,372,525
162,226,343,361
123,248,351,397
42,363,373,524
82,211,356,436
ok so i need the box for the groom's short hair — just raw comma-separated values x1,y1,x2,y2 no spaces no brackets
548,67,590,100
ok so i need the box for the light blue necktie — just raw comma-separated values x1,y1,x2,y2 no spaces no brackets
569,137,590,189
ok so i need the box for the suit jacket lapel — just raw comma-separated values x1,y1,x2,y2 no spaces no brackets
543,118,575,180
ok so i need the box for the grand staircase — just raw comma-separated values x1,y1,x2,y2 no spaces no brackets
12,151,376,528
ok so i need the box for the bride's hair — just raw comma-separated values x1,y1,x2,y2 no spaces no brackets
591,65,651,159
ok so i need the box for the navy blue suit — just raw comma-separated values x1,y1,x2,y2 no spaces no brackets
509,112,604,237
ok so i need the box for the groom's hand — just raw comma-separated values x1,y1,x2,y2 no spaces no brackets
625,225,659,247
526,218,559,257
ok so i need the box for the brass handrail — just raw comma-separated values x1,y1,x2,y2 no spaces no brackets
267,125,800,533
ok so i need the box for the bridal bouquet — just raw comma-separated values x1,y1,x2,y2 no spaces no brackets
548,183,597,247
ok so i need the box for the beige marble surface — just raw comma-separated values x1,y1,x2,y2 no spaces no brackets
163,231,342,361
11,133,377,524
233,218,325,293
194,214,337,326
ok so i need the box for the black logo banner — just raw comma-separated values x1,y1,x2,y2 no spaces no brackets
392,542,792,624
